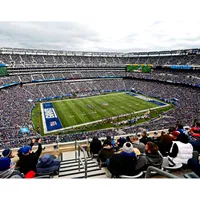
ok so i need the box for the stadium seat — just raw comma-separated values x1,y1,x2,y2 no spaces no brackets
162,157,183,171
119,171,144,178
184,172,200,178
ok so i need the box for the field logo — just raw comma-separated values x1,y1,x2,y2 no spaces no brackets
44,108,57,119
102,102,109,107
42,103,62,132
50,121,57,127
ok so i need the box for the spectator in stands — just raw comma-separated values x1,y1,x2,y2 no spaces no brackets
191,122,200,134
187,155,200,177
2,148,14,159
98,140,114,164
139,131,152,145
1,148,19,166
130,135,145,154
171,130,180,140
36,154,60,175
145,142,163,168
153,131,165,142
0,157,24,178
169,134,193,164
189,122,200,138
117,137,126,148
189,139,200,153
176,124,187,135
18,138,42,175
108,142,138,177
156,134,174,156
106,135,115,146
134,142,163,171
126,136,131,142
90,136,102,156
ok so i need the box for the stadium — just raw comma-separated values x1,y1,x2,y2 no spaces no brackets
0,46,200,179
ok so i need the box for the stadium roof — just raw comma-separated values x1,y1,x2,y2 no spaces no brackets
0,47,199,57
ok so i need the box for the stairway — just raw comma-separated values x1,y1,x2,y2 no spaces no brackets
58,157,107,179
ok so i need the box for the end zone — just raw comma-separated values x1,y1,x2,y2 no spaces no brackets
41,102,63,134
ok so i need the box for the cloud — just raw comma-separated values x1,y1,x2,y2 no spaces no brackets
0,19,199,52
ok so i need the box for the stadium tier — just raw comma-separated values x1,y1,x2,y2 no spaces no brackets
1,47,200,179
0,47,200,146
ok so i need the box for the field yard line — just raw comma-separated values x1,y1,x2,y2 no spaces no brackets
44,103,170,134
51,92,123,103
40,103,47,133
66,101,86,125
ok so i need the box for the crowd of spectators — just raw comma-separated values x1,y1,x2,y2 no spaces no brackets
0,77,200,149
88,126,200,177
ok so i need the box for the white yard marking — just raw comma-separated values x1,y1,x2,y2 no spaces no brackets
44,103,170,134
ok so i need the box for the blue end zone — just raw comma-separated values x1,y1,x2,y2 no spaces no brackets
43,102,63,132
148,100,166,106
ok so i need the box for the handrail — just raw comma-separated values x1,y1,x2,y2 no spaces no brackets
75,140,77,160
77,142,88,178
145,166,179,178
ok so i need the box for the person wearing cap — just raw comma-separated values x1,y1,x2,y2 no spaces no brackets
1,148,19,165
108,142,138,177
0,157,24,178
171,131,180,140
18,138,43,175
36,154,60,175
2,148,14,158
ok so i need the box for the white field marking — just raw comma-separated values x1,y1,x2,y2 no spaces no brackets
40,103,47,133
44,103,170,134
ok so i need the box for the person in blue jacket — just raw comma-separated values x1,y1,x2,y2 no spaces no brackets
36,154,60,175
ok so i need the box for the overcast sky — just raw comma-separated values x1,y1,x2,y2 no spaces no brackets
0,0,200,52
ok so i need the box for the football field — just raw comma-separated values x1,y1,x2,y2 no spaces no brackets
47,92,161,131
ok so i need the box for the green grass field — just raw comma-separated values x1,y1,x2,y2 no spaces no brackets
52,92,158,128
32,92,173,135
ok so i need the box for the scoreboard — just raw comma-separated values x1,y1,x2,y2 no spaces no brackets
126,64,152,73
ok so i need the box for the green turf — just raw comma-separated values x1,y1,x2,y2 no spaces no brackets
52,92,158,128
31,103,44,134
